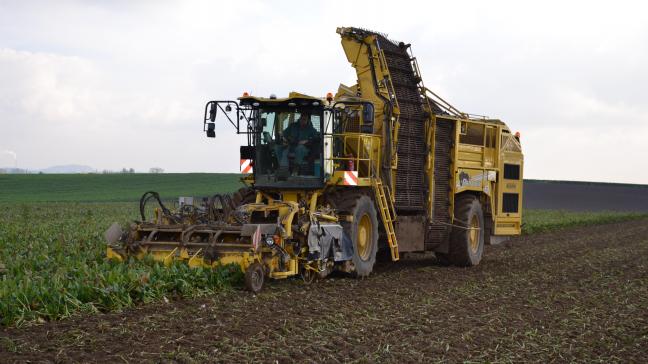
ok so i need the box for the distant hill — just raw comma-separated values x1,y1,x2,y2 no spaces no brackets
0,168,29,174
38,165,96,174
0,164,96,174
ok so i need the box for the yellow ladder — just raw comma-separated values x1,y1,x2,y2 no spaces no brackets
373,178,399,261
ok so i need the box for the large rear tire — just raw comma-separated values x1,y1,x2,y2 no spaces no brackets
448,195,485,266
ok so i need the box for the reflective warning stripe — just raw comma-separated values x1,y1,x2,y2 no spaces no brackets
343,171,358,185
240,159,252,173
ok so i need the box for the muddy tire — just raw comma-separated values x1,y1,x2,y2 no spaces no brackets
448,195,485,266
337,195,379,277
244,262,265,293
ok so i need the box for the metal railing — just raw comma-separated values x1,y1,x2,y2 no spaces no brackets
325,133,382,179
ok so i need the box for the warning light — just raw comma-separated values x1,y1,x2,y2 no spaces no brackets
515,131,521,139
326,92,333,102
242,92,250,97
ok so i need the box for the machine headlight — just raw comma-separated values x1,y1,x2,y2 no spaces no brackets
265,236,274,246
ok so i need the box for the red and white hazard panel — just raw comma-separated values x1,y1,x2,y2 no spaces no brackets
343,170,358,185
240,159,252,173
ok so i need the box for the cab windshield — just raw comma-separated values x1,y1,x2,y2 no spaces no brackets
254,106,323,187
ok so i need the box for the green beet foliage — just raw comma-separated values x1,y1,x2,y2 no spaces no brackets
0,202,242,327
522,210,648,234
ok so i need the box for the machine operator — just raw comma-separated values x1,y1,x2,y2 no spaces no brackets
277,113,318,173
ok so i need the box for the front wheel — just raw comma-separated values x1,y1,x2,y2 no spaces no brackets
448,195,485,266
345,195,379,277
244,262,265,293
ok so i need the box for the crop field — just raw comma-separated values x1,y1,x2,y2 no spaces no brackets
0,202,242,327
0,208,646,362
0,174,647,362
0,173,243,203
522,209,648,234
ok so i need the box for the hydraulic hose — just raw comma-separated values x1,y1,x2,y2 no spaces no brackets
139,191,173,221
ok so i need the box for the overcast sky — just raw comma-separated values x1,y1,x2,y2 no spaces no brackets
0,0,646,183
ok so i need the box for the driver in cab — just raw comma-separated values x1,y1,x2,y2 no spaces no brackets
277,113,318,174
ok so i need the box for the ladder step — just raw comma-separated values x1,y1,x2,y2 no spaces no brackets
372,178,399,261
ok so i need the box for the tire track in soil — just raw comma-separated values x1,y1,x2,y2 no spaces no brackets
1,219,648,363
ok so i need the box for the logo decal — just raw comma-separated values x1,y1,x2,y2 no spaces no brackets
457,170,485,189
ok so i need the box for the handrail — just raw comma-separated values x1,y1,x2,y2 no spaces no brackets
324,133,382,179
421,87,466,118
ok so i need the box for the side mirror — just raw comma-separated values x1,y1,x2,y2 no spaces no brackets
361,103,375,133
209,103,217,122
363,103,374,124
206,122,215,138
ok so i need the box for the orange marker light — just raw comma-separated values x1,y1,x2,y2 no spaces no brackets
326,92,333,102
242,92,250,97
515,131,521,139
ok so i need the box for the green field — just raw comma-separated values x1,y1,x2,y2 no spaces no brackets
1,174,647,327
0,202,242,327
522,209,648,234
0,173,244,203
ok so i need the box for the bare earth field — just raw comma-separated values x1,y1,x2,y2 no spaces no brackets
2,218,647,363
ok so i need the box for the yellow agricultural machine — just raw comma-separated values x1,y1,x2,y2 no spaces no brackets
106,27,524,292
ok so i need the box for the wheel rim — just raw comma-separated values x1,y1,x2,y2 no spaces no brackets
357,214,372,260
301,267,316,284
251,267,263,291
469,214,480,253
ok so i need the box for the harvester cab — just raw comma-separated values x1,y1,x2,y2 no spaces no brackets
204,92,375,190
207,94,325,188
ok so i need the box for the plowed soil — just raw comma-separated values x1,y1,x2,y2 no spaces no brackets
2,219,648,363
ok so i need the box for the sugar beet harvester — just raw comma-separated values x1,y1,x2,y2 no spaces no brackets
106,27,524,293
